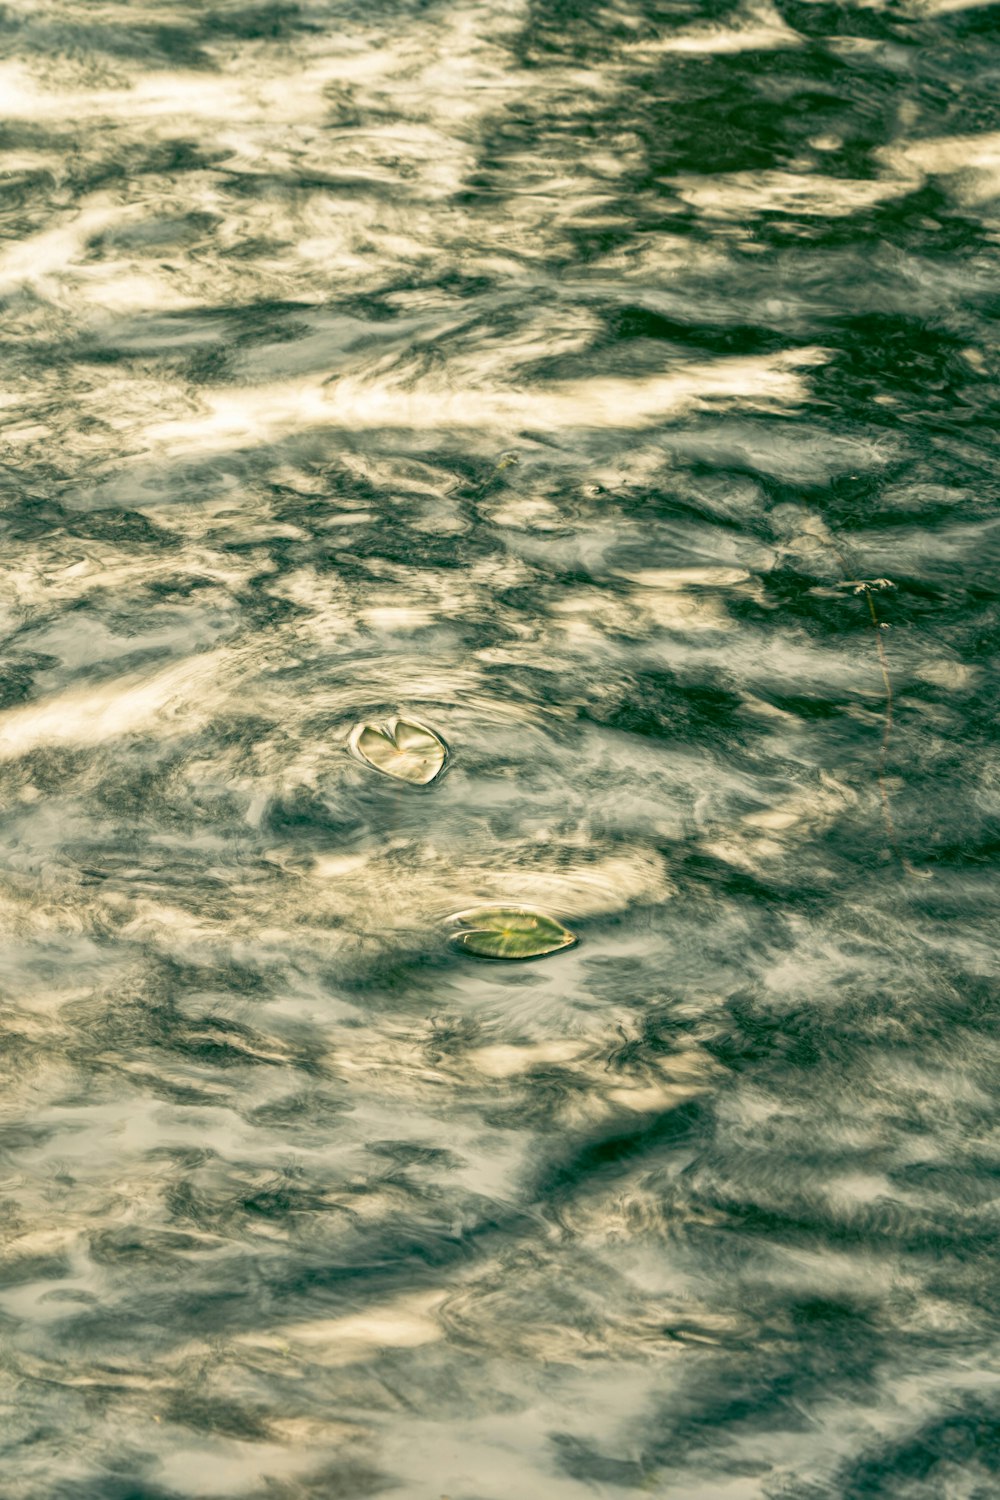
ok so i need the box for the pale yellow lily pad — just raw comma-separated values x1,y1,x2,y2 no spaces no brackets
349,715,447,785
448,905,577,960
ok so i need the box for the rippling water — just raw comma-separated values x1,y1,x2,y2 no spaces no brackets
2,2,999,1495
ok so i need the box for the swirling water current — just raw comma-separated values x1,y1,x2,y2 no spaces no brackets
2,2,999,1496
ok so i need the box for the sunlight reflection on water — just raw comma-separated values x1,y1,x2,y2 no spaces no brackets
1,1,999,1496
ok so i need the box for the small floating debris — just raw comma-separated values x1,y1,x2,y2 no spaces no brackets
448,905,577,960
349,714,448,785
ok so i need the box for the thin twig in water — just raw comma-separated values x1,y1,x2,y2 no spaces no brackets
815,537,921,876
847,579,927,879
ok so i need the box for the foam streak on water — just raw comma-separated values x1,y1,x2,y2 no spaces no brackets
1,2,999,1496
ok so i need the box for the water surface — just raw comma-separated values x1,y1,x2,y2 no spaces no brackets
2,1,999,1496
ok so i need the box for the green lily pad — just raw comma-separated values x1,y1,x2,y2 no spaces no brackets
349,715,448,785
448,905,577,960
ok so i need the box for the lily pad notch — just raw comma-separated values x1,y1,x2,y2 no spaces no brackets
448,905,577,960
349,714,449,785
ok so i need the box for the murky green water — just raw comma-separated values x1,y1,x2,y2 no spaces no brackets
2,2,999,1496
